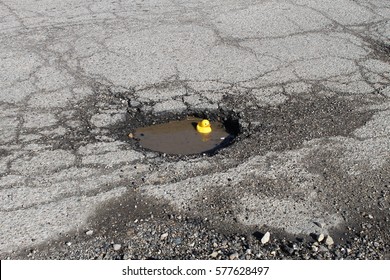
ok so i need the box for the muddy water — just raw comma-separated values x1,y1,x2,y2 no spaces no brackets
133,117,231,155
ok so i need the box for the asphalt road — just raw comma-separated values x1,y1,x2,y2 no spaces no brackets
1,0,389,259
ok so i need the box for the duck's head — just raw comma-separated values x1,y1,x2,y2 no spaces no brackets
200,119,210,128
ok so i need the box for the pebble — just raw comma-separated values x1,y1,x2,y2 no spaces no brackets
173,238,182,245
325,236,334,246
314,221,324,228
261,232,270,244
113,244,121,251
317,233,325,242
229,252,239,260
160,233,169,240
210,251,218,258
66,242,72,247
318,245,329,252
85,230,93,236
282,245,294,255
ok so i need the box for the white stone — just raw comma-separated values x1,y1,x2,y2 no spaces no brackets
261,232,270,244
113,244,121,251
160,233,168,240
325,235,334,246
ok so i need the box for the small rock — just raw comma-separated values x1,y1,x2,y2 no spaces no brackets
85,230,93,236
245,249,252,255
282,245,294,255
318,245,329,252
173,238,182,245
368,214,373,219
317,233,325,242
261,232,270,244
113,244,121,251
325,235,334,246
160,233,169,240
335,250,343,259
229,252,239,260
65,242,72,247
314,221,324,228
210,251,218,258
128,133,134,139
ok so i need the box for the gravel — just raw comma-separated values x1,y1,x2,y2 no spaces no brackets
160,233,169,241
325,236,334,246
317,233,325,242
6,213,389,260
261,232,271,244
229,252,239,260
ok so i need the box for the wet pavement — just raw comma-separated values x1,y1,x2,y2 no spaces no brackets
0,0,389,259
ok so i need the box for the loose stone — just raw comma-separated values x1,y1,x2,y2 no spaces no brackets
314,221,324,228
113,244,121,251
173,238,182,245
229,252,239,260
325,236,334,246
317,233,325,242
282,245,294,255
160,233,169,240
85,230,93,236
261,232,270,244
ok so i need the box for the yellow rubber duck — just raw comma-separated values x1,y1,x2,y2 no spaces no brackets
196,119,212,134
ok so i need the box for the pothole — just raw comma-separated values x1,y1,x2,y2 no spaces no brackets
130,115,240,155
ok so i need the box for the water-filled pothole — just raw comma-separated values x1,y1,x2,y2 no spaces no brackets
132,116,238,155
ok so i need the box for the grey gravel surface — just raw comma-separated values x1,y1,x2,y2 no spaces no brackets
1,0,390,260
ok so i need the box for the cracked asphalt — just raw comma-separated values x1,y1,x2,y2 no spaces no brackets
1,0,389,259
